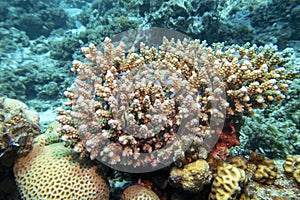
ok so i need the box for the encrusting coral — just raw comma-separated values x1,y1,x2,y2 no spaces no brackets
13,134,110,200
206,153,300,200
56,36,295,170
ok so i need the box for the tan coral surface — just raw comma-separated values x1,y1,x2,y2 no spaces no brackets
209,162,246,200
121,185,159,200
14,142,109,200
169,159,211,192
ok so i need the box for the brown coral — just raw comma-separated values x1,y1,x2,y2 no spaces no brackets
14,142,109,200
253,159,278,185
0,97,40,159
249,152,278,185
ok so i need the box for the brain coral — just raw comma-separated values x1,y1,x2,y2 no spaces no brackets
121,185,159,200
209,162,246,200
13,142,109,200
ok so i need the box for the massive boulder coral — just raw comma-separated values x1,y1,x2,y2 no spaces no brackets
57,36,295,171
209,162,246,200
169,159,211,192
14,140,109,200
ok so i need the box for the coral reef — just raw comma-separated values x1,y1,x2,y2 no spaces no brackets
210,121,240,160
121,184,159,200
57,36,295,172
242,159,300,199
14,140,109,200
1,0,299,117
75,0,300,47
0,0,299,199
0,97,40,200
6,0,68,39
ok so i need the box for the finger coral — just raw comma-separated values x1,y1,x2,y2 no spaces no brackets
14,142,109,200
57,37,294,171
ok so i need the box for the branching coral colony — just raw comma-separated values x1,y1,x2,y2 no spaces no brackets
56,37,295,169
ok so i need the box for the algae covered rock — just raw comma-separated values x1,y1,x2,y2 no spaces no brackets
0,97,40,159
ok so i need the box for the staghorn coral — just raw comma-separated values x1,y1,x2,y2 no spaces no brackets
169,158,211,192
121,184,159,200
57,36,295,170
14,140,109,200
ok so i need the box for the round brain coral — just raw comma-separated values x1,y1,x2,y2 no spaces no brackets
209,162,246,200
121,185,160,200
13,142,109,200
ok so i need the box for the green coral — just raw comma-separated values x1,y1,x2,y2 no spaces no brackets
234,77,300,159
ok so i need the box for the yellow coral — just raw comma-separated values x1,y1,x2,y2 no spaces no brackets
121,185,159,200
294,165,300,184
283,155,295,173
209,162,246,200
253,159,277,185
14,143,109,200
32,121,61,148
169,159,211,192
283,154,300,184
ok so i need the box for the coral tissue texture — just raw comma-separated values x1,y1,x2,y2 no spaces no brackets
13,142,109,200
121,185,160,200
57,37,295,169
